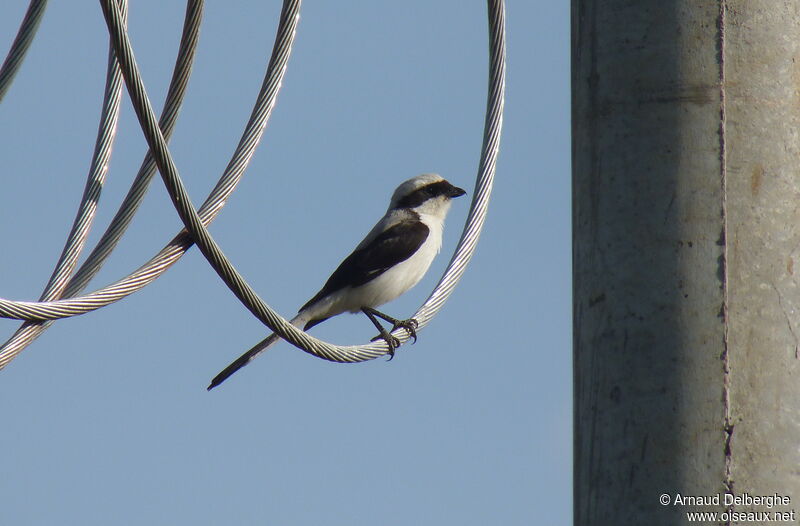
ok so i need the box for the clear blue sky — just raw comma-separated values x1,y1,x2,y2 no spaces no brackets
0,2,570,524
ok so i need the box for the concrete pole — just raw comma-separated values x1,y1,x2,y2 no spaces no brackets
573,1,800,524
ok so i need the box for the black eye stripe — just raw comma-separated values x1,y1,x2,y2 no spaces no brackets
394,181,454,209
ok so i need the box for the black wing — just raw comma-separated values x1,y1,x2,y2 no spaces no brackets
300,219,430,314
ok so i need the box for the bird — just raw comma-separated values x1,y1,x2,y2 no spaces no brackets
207,173,466,390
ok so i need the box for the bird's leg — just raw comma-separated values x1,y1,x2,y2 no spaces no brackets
361,307,399,358
364,307,418,342
361,306,418,352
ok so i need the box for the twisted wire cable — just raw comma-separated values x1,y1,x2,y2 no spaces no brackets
0,0,292,324
413,0,505,329
100,0,505,363
0,0,294,367
0,0,197,369
0,0,47,102
0,1,127,358
38,2,125,301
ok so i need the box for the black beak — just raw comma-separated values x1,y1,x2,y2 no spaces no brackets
448,185,467,198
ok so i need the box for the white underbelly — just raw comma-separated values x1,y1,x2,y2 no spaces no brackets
304,214,445,320
347,239,439,310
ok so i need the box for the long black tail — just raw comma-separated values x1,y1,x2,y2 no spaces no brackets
208,353,251,390
207,336,270,390
208,313,311,390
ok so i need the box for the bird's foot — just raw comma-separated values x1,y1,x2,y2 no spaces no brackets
369,318,418,359
370,329,400,359
362,308,418,359
392,318,418,343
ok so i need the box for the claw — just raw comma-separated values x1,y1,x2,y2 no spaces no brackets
361,308,419,360
393,318,418,343
371,332,399,359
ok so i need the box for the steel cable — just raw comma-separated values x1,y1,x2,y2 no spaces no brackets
0,0,47,102
0,0,296,331
0,0,199,369
0,1,127,363
413,0,505,329
0,0,298,368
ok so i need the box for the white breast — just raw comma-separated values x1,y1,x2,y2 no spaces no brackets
299,205,450,324
310,212,444,318
351,215,443,310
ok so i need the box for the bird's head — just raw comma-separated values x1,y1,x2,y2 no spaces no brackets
389,173,466,218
